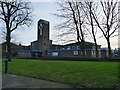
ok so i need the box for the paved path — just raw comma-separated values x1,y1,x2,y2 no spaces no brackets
2,73,73,88
2,73,119,89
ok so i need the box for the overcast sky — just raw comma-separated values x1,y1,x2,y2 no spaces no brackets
1,1,119,49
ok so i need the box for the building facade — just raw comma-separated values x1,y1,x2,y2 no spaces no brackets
16,19,108,58
23,19,50,57
1,42,30,58
48,42,102,57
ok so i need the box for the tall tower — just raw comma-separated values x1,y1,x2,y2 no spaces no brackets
38,19,50,55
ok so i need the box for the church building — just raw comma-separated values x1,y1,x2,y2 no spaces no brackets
17,19,108,58
30,19,50,56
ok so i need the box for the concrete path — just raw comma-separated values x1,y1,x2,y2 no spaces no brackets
2,73,73,88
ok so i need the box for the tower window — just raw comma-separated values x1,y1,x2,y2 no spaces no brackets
39,23,42,28
44,43,46,45
40,28,42,35
39,23,42,35
32,43,34,46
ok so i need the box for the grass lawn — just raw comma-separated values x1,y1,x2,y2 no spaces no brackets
2,59,119,88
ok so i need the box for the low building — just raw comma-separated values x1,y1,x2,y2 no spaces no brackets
17,50,42,58
1,42,30,58
47,42,104,57
99,48,108,57
113,48,120,57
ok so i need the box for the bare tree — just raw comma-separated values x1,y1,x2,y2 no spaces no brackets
91,0,119,57
54,1,87,57
81,1,99,57
0,0,32,61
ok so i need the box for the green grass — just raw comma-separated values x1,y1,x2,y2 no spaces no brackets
2,59,119,88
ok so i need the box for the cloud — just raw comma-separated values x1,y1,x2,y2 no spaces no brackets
30,0,55,2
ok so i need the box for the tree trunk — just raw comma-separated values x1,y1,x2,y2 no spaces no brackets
90,20,99,57
94,41,99,57
89,2,99,57
91,26,98,57
6,29,11,61
81,40,85,57
107,38,112,57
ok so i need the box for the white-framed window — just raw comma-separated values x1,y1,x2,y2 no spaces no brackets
92,50,96,55
73,51,78,55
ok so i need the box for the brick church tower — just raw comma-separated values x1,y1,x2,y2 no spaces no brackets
37,19,50,55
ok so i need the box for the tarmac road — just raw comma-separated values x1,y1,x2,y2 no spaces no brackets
2,73,73,89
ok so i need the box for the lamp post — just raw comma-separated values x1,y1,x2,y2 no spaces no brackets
5,45,8,73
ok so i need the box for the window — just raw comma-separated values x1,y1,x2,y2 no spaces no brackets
92,50,96,55
40,28,42,35
73,51,78,55
39,26,41,30
32,43,34,46
39,23,42,30
55,47,57,49
72,46,75,49
77,46,80,49
93,50,96,55
47,51,51,54
44,43,46,45
67,46,70,49
39,23,42,28
52,52,58,56
39,23,42,35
